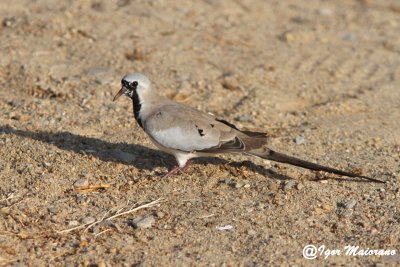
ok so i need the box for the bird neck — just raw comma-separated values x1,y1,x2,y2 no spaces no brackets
130,89,167,129
130,89,144,128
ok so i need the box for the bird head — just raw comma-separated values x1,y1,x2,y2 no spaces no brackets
113,73,151,101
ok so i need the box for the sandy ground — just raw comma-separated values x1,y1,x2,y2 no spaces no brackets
1,0,400,266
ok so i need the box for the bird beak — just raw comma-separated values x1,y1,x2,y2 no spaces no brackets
113,87,125,101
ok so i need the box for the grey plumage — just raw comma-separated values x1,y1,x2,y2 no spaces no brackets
113,73,385,183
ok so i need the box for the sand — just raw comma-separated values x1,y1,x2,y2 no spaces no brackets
0,0,399,266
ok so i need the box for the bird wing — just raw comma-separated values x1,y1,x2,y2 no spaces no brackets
143,104,248,153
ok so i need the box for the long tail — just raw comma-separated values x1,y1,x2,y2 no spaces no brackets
248,148,385,183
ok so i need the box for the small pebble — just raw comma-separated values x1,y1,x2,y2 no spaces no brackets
10,113,21,120
92,225,100,235
220,178,234,185
68,220,79,226
247,229,257,236
269,182,279,192
74,178,89,188
296,183,304,190
216,225,234,231
234,182,243,189
341,210,353,218
48,206,57,214
342,32,356,41
7,100,23,107
243,184,251,188
81,216,96,224
2,17,17,27
322,204,332,212
256,203,265,209
75,194,88,204
173,227,184,235
156,211,165,219
221,76,240,91
371,228,379,235
344,199,357,209
131,215,155,229
284,180,297,191
294,135,305,145
43,162,51,167
314,207,324,215
12,114,32,122
108,247,117,254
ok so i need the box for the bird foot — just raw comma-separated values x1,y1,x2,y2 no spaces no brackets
161,160,192,178
161,166,181,178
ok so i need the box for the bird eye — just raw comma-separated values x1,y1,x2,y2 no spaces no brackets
132,81,138,87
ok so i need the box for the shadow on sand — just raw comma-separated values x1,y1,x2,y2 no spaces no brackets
1,125,293,180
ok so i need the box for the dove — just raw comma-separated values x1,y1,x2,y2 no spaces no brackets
112,73,384,183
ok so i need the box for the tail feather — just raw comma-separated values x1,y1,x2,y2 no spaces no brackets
249,149,385,183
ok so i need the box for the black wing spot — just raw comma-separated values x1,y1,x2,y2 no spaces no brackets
219,136,245,150
196,136,245,153
198,129,205,136
210,124,214,128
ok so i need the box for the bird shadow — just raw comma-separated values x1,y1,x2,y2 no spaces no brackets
0,125,291,180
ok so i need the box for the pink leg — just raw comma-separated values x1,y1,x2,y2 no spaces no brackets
161,160,193,178
161,165,181,178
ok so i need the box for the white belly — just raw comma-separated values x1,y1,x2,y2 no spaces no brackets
148,135,199,167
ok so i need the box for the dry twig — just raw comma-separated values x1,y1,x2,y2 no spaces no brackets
75,184,112,192
57,198,163,234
